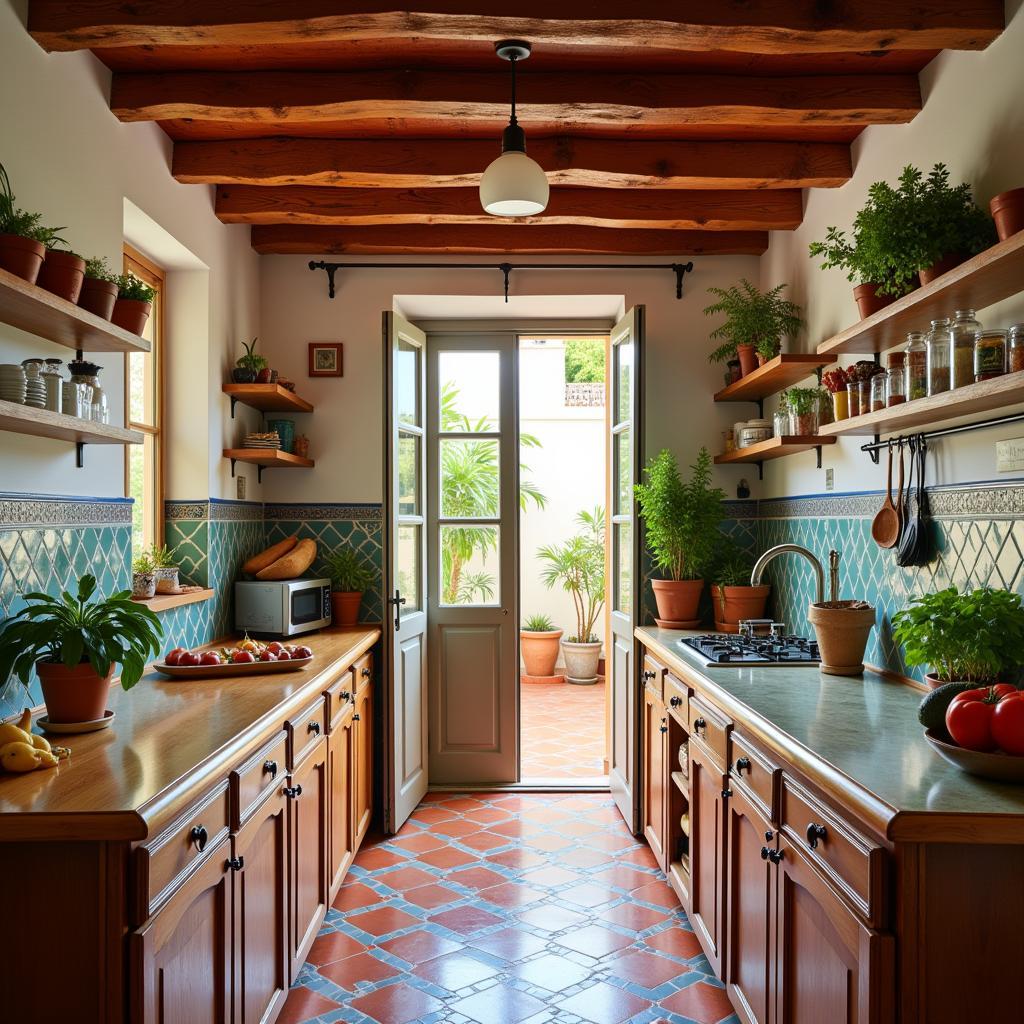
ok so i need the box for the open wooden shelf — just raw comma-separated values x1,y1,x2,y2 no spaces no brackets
714,434,836,465
223,448,314,469
0,398,142,447
668,859,690,907
816,232,1024,358
0,267,150,355
818,371,1024,438
713,354,830,404
222,383,314,415
671,771,690,798
131,588,215,613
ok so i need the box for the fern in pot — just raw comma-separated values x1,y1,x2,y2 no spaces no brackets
0,574,163,726
325,547,375,626
711,545,769,633
112,271,156,337
520,613,563,679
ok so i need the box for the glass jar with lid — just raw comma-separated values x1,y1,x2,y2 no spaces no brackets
870,373,886,412
950,309,981,389
926,317,952,396
904,331,927,400
974,329,1007,381
1009,324,1024,375
886,352,906,407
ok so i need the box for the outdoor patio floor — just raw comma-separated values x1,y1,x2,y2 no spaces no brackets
520,679,606,780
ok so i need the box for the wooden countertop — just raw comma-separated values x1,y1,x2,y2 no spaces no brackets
0,627,380,842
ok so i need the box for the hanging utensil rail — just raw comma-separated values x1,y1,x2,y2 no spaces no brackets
859,410,1024,460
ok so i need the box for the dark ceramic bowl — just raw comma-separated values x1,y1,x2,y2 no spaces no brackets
924,728,1024,783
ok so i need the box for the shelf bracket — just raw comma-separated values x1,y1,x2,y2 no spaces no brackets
230,457,263,483
815,367,823,384
756,397,764,419
229,396,238,419
75,442,84,468
869,434,881,464
756,460,763,481
816,445,823,469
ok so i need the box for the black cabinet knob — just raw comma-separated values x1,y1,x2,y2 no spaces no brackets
734,756,751,775
340,690,351,701
764,829,774,842
263,759,278,778
721,788,732,800
770,849,785,865
643,670,657,681
659,720,668,734
227,855,244,871
806,822,828,849
190,825,208,852
353,713,361,722
760,845,770,861
361,666,371,678
308,720,321,735
670,696,683,708
693,717,706,734
284,784,304,799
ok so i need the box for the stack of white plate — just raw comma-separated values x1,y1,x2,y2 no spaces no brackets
243,432,282,449
0,364,26,405
24,376,46,408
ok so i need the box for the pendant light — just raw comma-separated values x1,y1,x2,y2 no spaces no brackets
479,39,549,217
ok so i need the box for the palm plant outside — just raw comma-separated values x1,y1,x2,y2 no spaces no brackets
537,507,606,642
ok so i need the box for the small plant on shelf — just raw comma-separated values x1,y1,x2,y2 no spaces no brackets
233,337,268,384
520,614,563,679
131,551,157,600
117,272,156,303
84,257,119,284
113,271,156,336
149,545,180,594
780,386,825,436
913,164,996,280
0,161,67,284
325,547,375,627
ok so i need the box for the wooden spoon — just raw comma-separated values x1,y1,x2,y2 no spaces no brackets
871,441,901,548
893,439,905,539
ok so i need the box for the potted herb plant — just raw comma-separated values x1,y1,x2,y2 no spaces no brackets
131,551,157,600
892,586,1024,689
991,187,1024,241
711,546,769,633
325,547,375,626
149,545,180,594
0,163,63,285
0,573,163,726
520,613,563,679
822,366,851,421
781,386,825,436
113,272,156,336
704,279,804,378
233,337,267,383
78,257,120,320
537,508,605,684
38,245,86,304
634,448,725,626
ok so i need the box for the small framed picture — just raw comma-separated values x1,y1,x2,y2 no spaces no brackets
308,342,343,377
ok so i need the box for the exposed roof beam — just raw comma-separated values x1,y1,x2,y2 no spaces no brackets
174,138,852,190
29,2,1003,55
250,224,769,255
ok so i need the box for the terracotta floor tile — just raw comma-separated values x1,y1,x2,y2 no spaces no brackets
375,865,440,892
559,847,614,869
477,881,547,909
458,829,513,852
389,831,448,853
428,904,504,934
633,880,686,910
446,865,509,890
594,865,659,891
619,846,660,869
304,930,365,966
560,882,618,909
450,982,548,1023
402,883,463,910
416,846,479,870
520,864,581,888
610,948,689,988
277,986,341,1024
430,818,483,838
486,847,547,870
349,982,445,1024
379,928,464,965
346,906,422,937
599,902,671,931
525,831,575,851
411,951,501,991
354,847,406,871
462,805,510,823
468,926,548,962
331,881,386,913
555,923,635,957
410,806,458,824
558,980,651,1024
516,904,589,932
645,926,705,960
318,951,401,990
658,980,736,1023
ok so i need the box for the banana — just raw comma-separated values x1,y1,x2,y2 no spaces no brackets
16,708,32,733
30,733,51,753
0,741,46,772
0,723,31,748
33,748,59,768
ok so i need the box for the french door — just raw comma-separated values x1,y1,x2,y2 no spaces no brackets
426,333,519,784
607,307,645,832
383,312,429,832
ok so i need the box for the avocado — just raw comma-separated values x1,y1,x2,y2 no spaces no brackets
918,681,976,733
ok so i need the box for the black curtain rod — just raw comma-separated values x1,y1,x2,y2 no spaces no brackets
308,259,694,302
859,410,1024,459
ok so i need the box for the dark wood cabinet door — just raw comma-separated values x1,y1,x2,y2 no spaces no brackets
774,836,893,1024
287,736,329,981
328,713,355,900
233,785,288,1024
725,783,773,1024
642,685,668,871
131,836,232,1024
353,683,373,848
689,738,727,976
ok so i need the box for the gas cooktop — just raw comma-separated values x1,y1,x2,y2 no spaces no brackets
678,633,820,667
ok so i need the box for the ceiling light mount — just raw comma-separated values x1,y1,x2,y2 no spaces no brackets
494,39,532,63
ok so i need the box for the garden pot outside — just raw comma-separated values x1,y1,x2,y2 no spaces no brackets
520,628,563,677
0,234,45,284
37,250,86,303
154,567,179,594
331,590,363,626
132,572,156,599
78,277,118,320
652,578,703,623
991,188,1024,241
808,600,876,676
36,660,115,725
112,298,152,336
562,639,602,684
736,343,757,377
712,584,770,633
853,283,896,319
919,252,968,285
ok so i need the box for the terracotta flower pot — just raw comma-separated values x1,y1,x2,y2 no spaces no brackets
112,298,153,336
331,591,363,626
78,277,119,320
736,343,757,378
853,283,896,319
36,660,114,725
652,578,704,624
991,188,1024,241
561,639,601,684
807,601,876,676
711,584,770,633
520,629,563,677
919,252,968,285
0,233,46,284
37,249,86,303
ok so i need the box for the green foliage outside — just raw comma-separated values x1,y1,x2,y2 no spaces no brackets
537,508,606,643
563,338,606,383
522,613,556,632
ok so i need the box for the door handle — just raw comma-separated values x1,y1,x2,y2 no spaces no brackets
387,588,406,629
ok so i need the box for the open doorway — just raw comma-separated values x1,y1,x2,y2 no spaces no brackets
518,335,610,783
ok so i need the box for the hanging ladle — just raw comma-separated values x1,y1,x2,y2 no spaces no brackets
871,439,901,548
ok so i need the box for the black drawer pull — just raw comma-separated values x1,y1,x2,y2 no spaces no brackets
284,784,303,799
734,756,751,775
760,845,771,861
361,666,371,678
769,849,785,865
806,822,828,849
721,787,732,800
263,759,278,778
353,713,361,722
764,829,774,842
308,720,321,735
642,669,657,681
227,855,244,872
190,825,208,852
669,695,683,708
340,690,351,701
693,717,706,734
659,719,668,734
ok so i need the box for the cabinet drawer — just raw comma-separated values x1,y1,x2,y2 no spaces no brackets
288,697,327,770
780,774,885,926
326,671,356,733
728,731,779,823
689,694,730,771
231,730,287,829
642,653,666,700
665,673,688,724
354,651,373,693
136,780,231,921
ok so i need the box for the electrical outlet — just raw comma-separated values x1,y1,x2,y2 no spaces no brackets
825,468,834,491
236,475,246,500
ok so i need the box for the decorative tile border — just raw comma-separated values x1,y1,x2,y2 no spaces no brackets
210,498,264,522
264,502,383,522
164,500,211,521
0,493,132,528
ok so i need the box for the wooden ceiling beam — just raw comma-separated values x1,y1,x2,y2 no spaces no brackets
215,184,803,231
110,70,922,131
174,138,852,190
29,2,1003,55
250,224,769,255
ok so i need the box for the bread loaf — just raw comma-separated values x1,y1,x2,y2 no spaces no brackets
256,538,317,580
243,535,298,575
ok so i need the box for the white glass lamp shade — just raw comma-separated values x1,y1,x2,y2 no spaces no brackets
479,150,549,216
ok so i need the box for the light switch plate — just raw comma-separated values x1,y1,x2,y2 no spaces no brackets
236,475,246,500
996,437,1024,473
825,468,834,491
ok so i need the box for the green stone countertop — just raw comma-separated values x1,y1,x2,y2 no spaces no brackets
637,626,1024,842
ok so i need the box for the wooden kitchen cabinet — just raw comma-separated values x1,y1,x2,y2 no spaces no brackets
642,682,669,871
327,704,356,900
353,675,373,847
689,735,728,976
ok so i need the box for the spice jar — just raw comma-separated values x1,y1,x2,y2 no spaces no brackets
904,331,927,400
772,410,788,437
926,318,952,396
870,373,886,412
846,381,861,417
886,352,906,407
1009,324,1024,374
950,309,981,389
974,329,1007,381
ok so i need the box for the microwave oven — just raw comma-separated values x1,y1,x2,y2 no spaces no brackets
235,578,332,637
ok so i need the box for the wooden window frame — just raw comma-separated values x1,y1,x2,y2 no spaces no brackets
123,244,165,549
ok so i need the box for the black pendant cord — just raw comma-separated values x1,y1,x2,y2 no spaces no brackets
309,259,694,301
859,410,1024,463
509,54,518,129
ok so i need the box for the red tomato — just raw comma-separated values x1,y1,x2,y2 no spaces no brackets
275,649,290,661
945,686,1012,751
259,650,278,662
993,692,1024,755
292,645,313,660
266,642,285,655
178,651,200,667
232,650,256,664
200,651,222,666
164,647,187,666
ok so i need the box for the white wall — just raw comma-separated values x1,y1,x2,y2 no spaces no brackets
761,0,1024,498
0,1,260,500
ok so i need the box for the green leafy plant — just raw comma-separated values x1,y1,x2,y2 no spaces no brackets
892,586,1024,684
523,613,556,632
132,552,154,575
0,162,65,245
236,336,267,372
634,448,725,581
913,163,996,265
148,545,178,569
324,548,375,593
118,272,156,303
537,508,605,643
84,256,119,283
781,386,825,416
704,279,804,363
713,545,754,588
0,574,163,692
564,337,605,383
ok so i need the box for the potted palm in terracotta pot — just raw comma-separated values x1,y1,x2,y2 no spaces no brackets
711,546,770,633
520,614,563,679
325,547,375,627
538,508,605,684
635,448,724,628
0,573,163,727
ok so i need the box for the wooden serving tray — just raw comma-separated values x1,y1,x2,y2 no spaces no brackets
154,655,314,680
